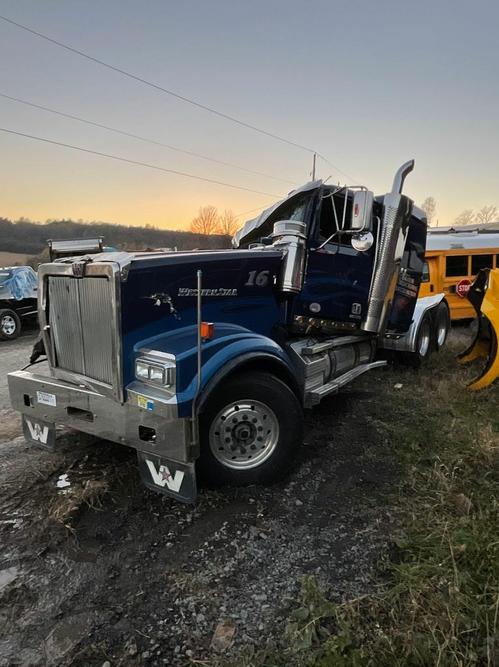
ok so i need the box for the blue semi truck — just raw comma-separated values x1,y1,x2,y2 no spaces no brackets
8,161,449,502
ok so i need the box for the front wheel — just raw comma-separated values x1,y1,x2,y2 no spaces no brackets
0,308,21,340
198,371,303,486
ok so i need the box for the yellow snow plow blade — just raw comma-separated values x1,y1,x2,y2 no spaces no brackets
457,269,499,390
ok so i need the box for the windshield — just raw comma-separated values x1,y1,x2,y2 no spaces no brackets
238,191,315,247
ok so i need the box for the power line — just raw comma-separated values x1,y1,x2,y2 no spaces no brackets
316,154,359,184
0,126,281,197
0,14,361,184
0,91,296,186
235,201,277,219
0,14,317,155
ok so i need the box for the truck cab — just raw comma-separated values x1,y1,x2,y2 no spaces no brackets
8,161,449,503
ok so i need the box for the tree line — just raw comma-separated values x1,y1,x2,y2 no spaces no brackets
0,216,232,258
421,197,498,226
189,206,239,236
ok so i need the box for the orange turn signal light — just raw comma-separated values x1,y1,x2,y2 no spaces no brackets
201,322,214,340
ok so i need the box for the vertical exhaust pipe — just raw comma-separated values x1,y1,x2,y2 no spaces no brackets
362,160,415,334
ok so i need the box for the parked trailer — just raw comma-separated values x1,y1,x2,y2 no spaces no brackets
8,161,449,502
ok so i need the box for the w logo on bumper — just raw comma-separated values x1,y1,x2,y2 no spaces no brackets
22,416,55,450
145,460,185,493
26,419,49,444
137,453,196,502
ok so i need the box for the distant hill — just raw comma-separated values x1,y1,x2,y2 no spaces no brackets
0,251,30,266
0,217,231,257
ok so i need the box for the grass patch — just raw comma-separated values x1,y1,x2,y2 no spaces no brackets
298,342,498,666
214,336,498,666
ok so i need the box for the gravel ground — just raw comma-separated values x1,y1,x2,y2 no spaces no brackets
0,333,405,666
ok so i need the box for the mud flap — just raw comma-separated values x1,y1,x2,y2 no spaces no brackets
457,269,499,390
22,415,56,450
137,451,197,503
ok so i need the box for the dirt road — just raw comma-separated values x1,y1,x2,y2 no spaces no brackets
0,335,401,666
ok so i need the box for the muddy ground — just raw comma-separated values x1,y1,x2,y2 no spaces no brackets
0,332,440,667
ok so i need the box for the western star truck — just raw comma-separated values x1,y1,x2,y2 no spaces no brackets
8,160,450,502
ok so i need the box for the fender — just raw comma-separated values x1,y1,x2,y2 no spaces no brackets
133,323,298,418
381,293,446,353
195,350,300,415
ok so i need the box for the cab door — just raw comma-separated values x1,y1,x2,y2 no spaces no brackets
294,190,375,325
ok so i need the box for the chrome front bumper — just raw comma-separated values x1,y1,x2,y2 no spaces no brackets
8,370,195,464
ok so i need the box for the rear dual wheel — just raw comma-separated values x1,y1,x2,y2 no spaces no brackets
404,301,450,367
199,371,303,486
433,301,450,351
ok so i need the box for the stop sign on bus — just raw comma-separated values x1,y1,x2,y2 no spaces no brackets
456,278,472,298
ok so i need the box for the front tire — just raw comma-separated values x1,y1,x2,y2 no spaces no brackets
198,371,303,486
0,308,21,340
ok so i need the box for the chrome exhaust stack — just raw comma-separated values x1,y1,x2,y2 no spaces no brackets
361,160,415,334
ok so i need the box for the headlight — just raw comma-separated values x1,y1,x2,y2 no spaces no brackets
135,357,175,387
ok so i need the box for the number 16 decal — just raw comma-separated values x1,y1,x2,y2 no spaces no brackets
245,270,270,287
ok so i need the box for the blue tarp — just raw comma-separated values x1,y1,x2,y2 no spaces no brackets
0,267,37,301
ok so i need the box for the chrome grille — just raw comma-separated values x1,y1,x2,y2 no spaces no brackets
49,276,115,385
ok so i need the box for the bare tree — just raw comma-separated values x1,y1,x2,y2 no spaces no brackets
454,209,476,226
190,205,220,235
421,197,437,225
476,205,498,224
218,209,238,236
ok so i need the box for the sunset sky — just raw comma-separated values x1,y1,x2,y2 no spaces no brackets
1,0,498,230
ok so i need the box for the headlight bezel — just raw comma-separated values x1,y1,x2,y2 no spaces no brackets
135,355,175,388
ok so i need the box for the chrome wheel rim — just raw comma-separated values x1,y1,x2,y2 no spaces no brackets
1,315,16,336
436,316,447,347
209,399,279,470
418,320,431,357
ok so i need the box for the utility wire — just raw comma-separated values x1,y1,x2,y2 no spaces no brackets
234,200,281,219
0,91,296,186
316,154,358,184
0,127,281,197
0,14,317,154
0,14,361,184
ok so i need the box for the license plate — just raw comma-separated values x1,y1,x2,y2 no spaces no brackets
22,416,56,451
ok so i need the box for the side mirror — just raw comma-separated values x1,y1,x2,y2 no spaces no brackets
351,190,374,232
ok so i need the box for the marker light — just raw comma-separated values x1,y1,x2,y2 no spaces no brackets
201,322,215,340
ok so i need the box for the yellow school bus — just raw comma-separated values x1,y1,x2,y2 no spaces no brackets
419,226,499,320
